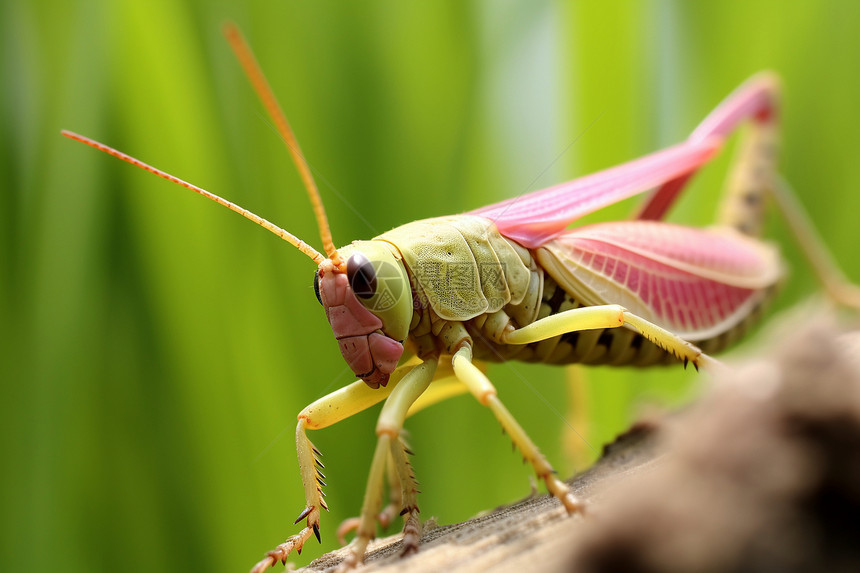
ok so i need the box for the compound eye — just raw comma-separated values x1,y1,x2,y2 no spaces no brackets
313,271,322,306
347,253,377,299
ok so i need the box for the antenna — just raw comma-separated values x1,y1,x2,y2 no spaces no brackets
223,22,342,268
60,129,325,264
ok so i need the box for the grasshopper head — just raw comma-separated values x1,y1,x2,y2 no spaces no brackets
314,241,413,388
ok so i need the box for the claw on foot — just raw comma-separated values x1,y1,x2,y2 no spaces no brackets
294,506,313,524
560,491,587,515
250,555,277,573
544,474,586,515
249,526,315,573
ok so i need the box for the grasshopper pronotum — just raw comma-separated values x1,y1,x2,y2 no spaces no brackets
62,23,859,573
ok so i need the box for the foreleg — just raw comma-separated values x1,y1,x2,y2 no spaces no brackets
250,362,420,573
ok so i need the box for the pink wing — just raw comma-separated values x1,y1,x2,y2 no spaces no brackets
470,140,719,248
536,221,782,339
471,74,779,247
637,73,779,220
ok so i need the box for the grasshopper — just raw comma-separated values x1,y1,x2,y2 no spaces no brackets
62,23,859,573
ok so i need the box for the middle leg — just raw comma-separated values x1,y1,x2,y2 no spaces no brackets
337,357,438,570
336,358,469,547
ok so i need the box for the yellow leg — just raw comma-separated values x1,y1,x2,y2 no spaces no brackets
336,446,403,546
335,436,425,552
502,304,721,372
451,344,585,514
338,358,438,571
337,358,471,547
250,360,420,573
407,357,471,416
717,111,778,237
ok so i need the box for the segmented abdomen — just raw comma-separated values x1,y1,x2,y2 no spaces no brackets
470,267,777,367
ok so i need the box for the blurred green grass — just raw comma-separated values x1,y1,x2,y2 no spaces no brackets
3,1,860,572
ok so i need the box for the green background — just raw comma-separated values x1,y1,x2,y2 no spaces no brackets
3,1,860,572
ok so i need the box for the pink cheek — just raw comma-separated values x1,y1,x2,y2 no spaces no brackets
368,333,403,374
